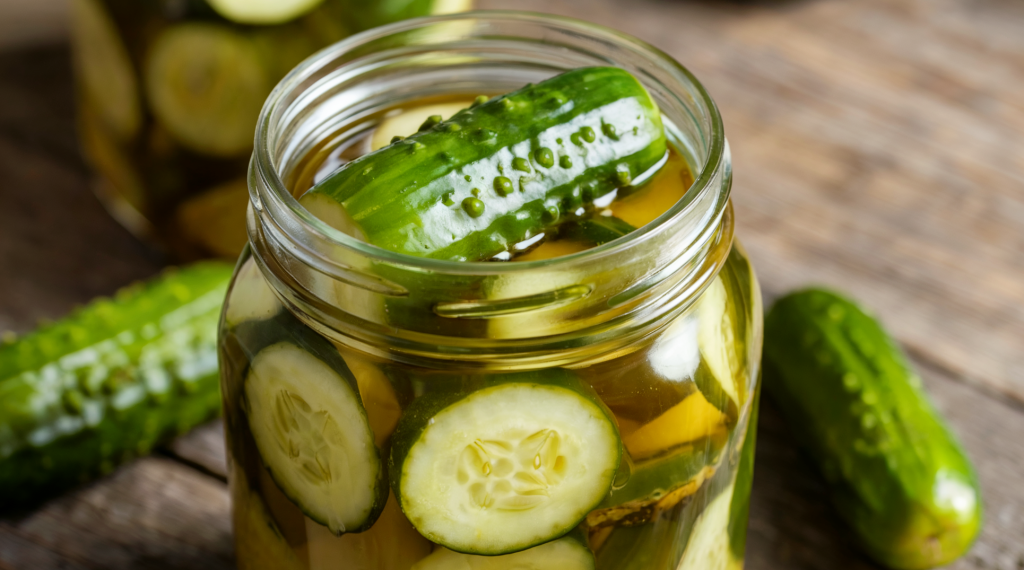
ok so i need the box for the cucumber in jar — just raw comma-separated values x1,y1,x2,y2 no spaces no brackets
302,66,667,261
388,369,621,555
235,310,387,535
144,23,270,158
413,529,595,570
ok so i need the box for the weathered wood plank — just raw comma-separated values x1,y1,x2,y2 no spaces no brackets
166,421,228,480
0,458,233,570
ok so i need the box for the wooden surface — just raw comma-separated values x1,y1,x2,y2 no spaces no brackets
1,0,1022,566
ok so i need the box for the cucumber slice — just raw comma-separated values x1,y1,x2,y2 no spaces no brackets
696,277,741,416
370,101,474,152
245,341,386,534
224,257,283,327
176,178,250,259
586,433,725,530
206,0,324,25
71,0,141,140
677,483,737,570
145,24,269,157
413,531,595,570
389,370,621,555
621,390,727,461
431,0,474,14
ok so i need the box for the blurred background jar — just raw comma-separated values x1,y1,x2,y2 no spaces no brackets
70,0,471,260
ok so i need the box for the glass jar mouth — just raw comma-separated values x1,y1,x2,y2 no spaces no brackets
250,10,728,277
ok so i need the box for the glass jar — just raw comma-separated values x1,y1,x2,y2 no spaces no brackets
70,0,471,260
219,12,762,570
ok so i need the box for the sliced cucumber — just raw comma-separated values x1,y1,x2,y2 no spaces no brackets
696,277,741,416
71,0,141,141
431,0,474,14
621,390,727,461
413,530,595,570
206,0,324,25
677,483,737,570
176,178,251,259
224,257,283,327
145,23,269,157
244,340,386,534
389,370,621,555
586,433,725,530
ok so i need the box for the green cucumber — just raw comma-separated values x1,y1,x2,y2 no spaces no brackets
224,256,284,327
413,529,595,570
560,216,636,246
303,66,667,261
237,311,387,535
586,433,725,530
675,481,737,570
389,369,621,555
695,277,742,418
764,289,981,569
0,262,232,508
727,386,759,560
144,23,270,157
206,0,324,25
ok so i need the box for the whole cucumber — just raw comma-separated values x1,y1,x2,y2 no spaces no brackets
763,289,981,569
304,66,666,261
0,262,233,508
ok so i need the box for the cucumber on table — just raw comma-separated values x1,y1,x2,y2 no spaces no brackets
234,310,388,535
0,262,232,508
764,289,981,569
303,66,667,261
389,369,621,555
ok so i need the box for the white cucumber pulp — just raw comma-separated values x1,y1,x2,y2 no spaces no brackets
676,482,737,570
393,378,620,555
696,277,741,411
206,0,324,25
412,533,595,570
245,342,383,534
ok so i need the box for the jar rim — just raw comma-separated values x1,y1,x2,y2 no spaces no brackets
250,10,728,277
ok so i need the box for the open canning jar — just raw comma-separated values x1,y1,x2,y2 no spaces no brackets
70,0,471,260
219,12,763,570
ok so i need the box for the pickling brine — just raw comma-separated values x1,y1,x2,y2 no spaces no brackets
219,13,762,570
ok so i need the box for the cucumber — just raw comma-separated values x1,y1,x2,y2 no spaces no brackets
206,0,324,25
0,263,232,508
144,23,270,157
175,178,251,259
389,369,621,555
240,313,387,535
585,432,725,530
695,277,742,418
70,0,141,141
232,470,303,570
620,390,727,461
727,386,759,560
676,482,737,570
303,66,667,261
559,216,636,246
330,0,472,34
764,289,981,569
224,256,283,327
413,529,595,570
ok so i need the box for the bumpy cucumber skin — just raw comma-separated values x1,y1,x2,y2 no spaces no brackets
309,67,666,261
764,289,981,569
231,310,389,534
388,369,622,554
0,263,233,508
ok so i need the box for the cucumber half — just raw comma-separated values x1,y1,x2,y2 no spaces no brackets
206,0,324,25
145,23,269,157
245,341,385,534
412,531,595,570
390,370,621,555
